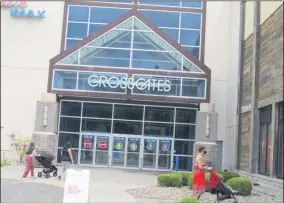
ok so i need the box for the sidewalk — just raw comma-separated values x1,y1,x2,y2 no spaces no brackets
1,164,158,202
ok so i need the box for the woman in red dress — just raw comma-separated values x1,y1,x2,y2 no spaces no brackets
193,145,212,199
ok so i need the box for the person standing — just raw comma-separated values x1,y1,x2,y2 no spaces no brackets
22,142,38,179
192,145,212,199
58,142,74,180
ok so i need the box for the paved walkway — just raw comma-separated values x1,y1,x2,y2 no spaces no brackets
1,164,158,202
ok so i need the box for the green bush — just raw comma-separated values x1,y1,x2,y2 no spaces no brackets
172,172,192,186
188,172,224,190
218,172,240,182
176,196,213,203
225,177,252,196
158,173,182,187
1,160,9,167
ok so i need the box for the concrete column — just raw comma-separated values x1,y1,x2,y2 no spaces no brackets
32,93,59,161
195,103,223,172
249,1,261,174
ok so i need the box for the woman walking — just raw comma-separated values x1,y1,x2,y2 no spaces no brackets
22,142,38,179
58,142,74,180
192,145,212,199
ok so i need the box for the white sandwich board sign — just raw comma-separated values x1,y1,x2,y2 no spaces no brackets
63,169,90,203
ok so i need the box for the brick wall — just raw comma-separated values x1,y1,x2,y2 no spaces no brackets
258,5,283,102
239,112,251,172
242,34,253,107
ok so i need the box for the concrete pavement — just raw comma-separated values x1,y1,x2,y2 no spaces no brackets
1,164,158,202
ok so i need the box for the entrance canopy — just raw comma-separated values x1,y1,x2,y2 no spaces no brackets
48,9,211,104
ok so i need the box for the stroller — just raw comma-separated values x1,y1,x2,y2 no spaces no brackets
210,170,238,203
35,154,58,179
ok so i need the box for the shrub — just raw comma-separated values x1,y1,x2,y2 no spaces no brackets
172,172,192,186
1,160,9,167
158,173,182,187
188,172,224,191
176,196,213,203
218,172,240,182
225,177,252,196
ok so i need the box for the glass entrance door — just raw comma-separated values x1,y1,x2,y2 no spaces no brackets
94,135,110,166
80,134,95,165
111,136,126,167
126,137,141,168
142,138,172,170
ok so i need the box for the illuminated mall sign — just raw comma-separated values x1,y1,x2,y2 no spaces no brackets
1,1,46,18
88,74,171,92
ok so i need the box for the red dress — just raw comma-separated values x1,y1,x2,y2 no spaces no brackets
192,162,207,197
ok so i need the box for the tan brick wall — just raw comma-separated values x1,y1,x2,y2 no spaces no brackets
239,112,251,172
258,5,283,101
242,35,253,107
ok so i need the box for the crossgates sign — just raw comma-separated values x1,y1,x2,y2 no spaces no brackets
88,74,172,92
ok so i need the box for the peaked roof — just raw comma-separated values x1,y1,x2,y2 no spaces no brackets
50,9,211,75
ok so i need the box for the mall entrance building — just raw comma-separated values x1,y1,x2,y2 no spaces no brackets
33,1,221,172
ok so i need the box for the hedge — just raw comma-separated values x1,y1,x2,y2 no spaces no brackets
188,172,224,191
218,172,240,182
176,196,213,203
158,173,182,187
225,177,252,196
172,172,192,186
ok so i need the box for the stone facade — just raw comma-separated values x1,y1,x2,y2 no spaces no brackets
242,35,253,107
239,112,251,172
238,4,283,179
258,5,283,103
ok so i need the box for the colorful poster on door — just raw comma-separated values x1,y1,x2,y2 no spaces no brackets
160,140,171,153
97,136,109,150
128,138,140,153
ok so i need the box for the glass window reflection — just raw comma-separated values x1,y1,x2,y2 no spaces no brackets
145,106,174,122
114,105,144,121
68,6,89,22
144,122,174,137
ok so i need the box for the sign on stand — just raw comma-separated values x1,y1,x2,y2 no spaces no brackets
63,169,90,203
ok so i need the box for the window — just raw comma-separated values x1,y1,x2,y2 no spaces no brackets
145,106,174,122
114,105,144,121
180,13,201,29
180,30,200,46
67,23,88,38
61,101,82,117
176,108,197,124
258,106,272,176
59,117,81,133
144,122,174,137
113,120,143,135
58,132,80,148
276,102,283,179
66,39,81,49
81,119,112,133
83,103,113,118
90,7,129,23
53,70,77,90
139,10,179,28
68,6,89,22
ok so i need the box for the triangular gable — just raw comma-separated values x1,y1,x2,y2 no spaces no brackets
51,9,210,74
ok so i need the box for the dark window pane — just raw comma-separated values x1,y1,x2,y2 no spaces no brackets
182,79,205,98
68,6,89,22
173,156,193,171
144,122,174,137
83,103,112,118
139,1,180,7
174,140,194,155
89,24,105,34
113,121,142,135
67,23,88,38
82,119,111,133
180,13,201,29
53,71,77,90
59,117,80,132
259,124,268,174
140,10,179,28
114,105,143,120
277,121,283,178
58,133,80,148
161,28,179,42
181,1,202,8
180,30,200,46
175,124,195,139
145,106,174,122
90,7,129,23
182,46,200,59
176,108,197,123
66,39,81,49
61,101,82,117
